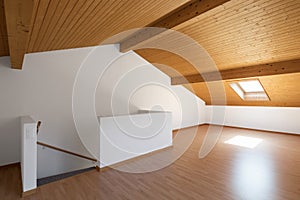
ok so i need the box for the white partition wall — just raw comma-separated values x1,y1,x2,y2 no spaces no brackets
99,111,172,167
20,116,38,193
205,106,300,134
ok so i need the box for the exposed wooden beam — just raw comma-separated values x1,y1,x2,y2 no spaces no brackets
120,0,230,52
171,59,300,85
4,0,35,69
0,0,9,56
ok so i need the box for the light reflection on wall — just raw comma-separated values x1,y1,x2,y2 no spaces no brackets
231,153,276,200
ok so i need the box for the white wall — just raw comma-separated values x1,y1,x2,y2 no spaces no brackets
95,50,206,130
99,111,173,167
0,45,205,177
0,50,96,176
206,106,300,134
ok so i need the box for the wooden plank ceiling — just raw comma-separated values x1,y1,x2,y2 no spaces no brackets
0,0,299,106
133,0,300,107
1,0,191,68
27,0,191,53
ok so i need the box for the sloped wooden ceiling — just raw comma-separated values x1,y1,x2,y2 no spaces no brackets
27,0,191,52
133,0,300,107
1,0,191,69
183,73,300,107
1,0,299,106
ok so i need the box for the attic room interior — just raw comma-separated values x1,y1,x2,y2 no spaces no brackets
0,0,299,199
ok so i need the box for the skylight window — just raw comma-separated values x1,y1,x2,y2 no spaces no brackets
229,79,269,101
238,80,265,93
224,136,263,149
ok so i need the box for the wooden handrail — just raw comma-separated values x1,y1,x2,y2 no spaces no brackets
37,141,97,162
36,121,41,134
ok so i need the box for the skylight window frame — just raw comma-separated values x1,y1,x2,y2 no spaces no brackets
229,79,270,101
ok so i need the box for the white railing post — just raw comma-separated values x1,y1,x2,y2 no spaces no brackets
20,116,38,195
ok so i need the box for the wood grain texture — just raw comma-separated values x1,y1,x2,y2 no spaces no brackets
4,0,36,69
0,0,9,56
135,0,300,106
26,0,192,53
171,59,300,84
173,0,300,70
120,0,231,52
2,125,300,199
1,0,299,106
136,0,300,75
185,73,300,106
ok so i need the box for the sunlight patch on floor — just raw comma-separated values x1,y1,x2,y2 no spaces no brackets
224,135,263,148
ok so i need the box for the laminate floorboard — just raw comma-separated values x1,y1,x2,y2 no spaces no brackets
1,125,299,200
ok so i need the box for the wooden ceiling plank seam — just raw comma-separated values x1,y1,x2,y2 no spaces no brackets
71,0,131,47
129,1,191,28
23,0,39,53
176,0,289,32
120,0,232,52
199,32,300,56
138,41,298,67
179,10,300,46
65,0,125,48
30,0,52,51
174,0,265,31
46,0,85,50
177,0,299,40
57,0,106,49
180,5,300,42
164,0,278,38
138,34,300,60
47,0,94,50
27,0,50,52
136,45,300,75
41,0,77,51
73,2,130,46
77,0,161,47
159,18,300,62
192,27,300,50
34,0,70,52
33,0,60,52
57,1,117,47
201,35,300,58
58,0,115,48
188,73,300,106
177,0,297,33
110,0,189,32
55,0,100,46
48,0,95,51
86,0,176,45
61,0,114,48
44,0,80,51
85,1,161,45
171,59,300,85
150,0,231,29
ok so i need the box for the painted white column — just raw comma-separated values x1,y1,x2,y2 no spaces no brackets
20,116,38,193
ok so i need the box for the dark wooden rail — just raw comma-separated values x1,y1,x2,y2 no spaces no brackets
37,141,97,162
